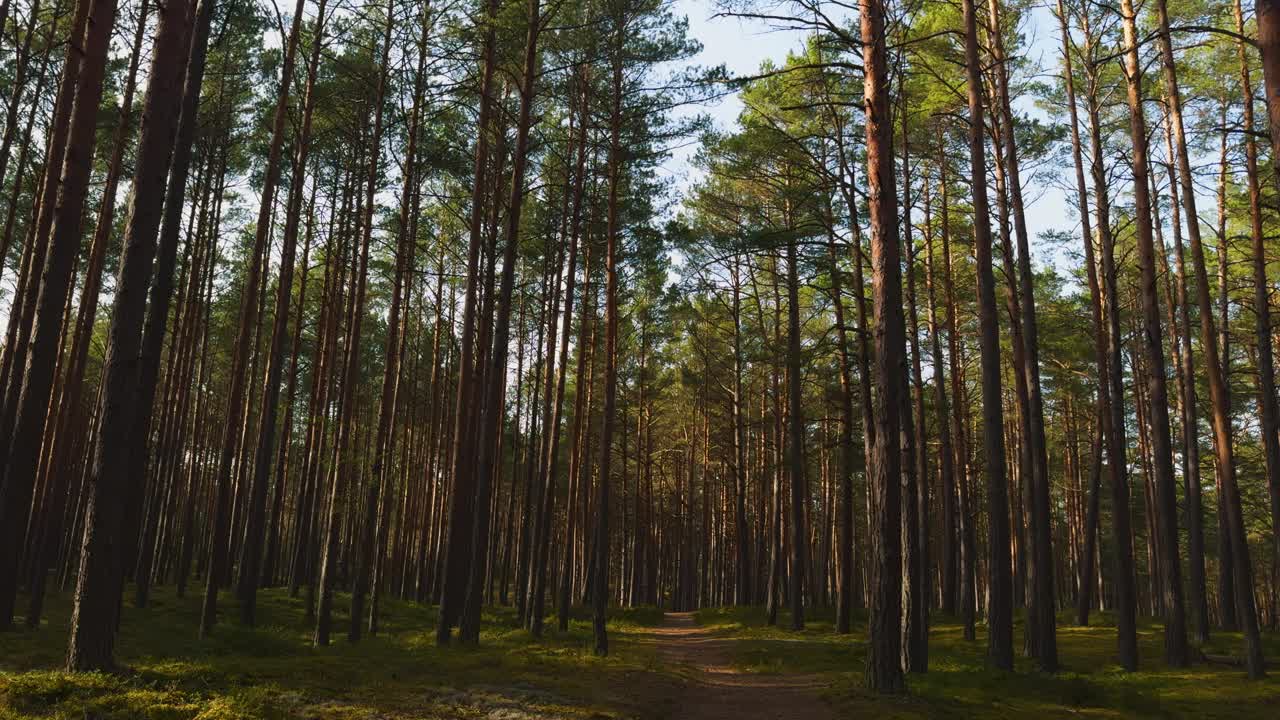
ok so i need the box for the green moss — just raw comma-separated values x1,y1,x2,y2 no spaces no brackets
0,588,656,719
692,606,1280,718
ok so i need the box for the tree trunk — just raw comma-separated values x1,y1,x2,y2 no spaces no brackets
0,0,49,271
1055,0,1107,630
17,0,149,628
938,132,975,640
962,0,1012,670
459,0,542,645
0,0,95,628
436,0,501,644
592,9,626,656
237,0,330,626
823,180,857,633
988,0,1055,670
64,0,193,670
783,200,806,632
1080,4,1138,668
1147,0,1258,675
899,85,929,673
1246,0,1280,636
0,0,90,438
861,0,905,693
316,0,391,644
127,0,216,612
923,174,957,620
201,0,309,639
346,0,398,645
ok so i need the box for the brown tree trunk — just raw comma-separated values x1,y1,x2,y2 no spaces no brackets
1245,0,1280,634
0,0,47,257
533,163,575,614
201,0,309,638
238,0,330,626
127,0,216,612
923,173,957,619
436,0,501,644
732,252,754,610
263,183,317,590
64,0,193,670
988,0,1055,670
962,0,1012,670
821,166,857,633
0,0,93,627
1147,0,1257,674
316,0,392,644
0,6,58,284
533,65,586,638
459,0,542,645
559,198,595,630
1079,4,1138,668
938,132,975,640
898,84,927,673
861,0,905,693
313,143,367,639
0,0,90,421
18,0,150,628
367,0,432,636
593,8,626,656
1054,0,1110,631
344,0,400,643
782,207,806,632
289,163,353,603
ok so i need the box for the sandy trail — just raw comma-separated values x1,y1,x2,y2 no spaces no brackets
644,612,835,720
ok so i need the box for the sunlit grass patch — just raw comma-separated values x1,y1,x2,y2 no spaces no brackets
693,605,1280,719
0,587,659,719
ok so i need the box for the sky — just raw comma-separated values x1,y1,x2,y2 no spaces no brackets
662,0,807,195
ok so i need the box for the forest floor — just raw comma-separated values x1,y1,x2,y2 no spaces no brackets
2,587,1280,719
642,612,832,720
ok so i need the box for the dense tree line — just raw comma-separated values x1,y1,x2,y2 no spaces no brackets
0,0,1278,694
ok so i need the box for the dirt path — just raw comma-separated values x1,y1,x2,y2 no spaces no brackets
645,612,835,720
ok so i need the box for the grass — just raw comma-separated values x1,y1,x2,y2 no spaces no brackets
0,587,667,719
694,605,1280,718
4,588,1279,719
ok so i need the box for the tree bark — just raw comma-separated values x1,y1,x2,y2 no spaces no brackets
1246,0,1280,634
127,0,216,612
1055,0,1108,631
344,0,398,644
436,0,500,644
962,0,1012,670
459,0,542,645
1147,0,1257,674
861,0,906,693
0,0,93,627
593,8,626,656
316,0,392,645
201,0,308,639
1080,4,1139,668
988,0,1055,670
64,0,193,670
923,173,956,620
17,0,149,628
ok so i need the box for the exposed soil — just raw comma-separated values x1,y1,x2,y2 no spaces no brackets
641,612,835,720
